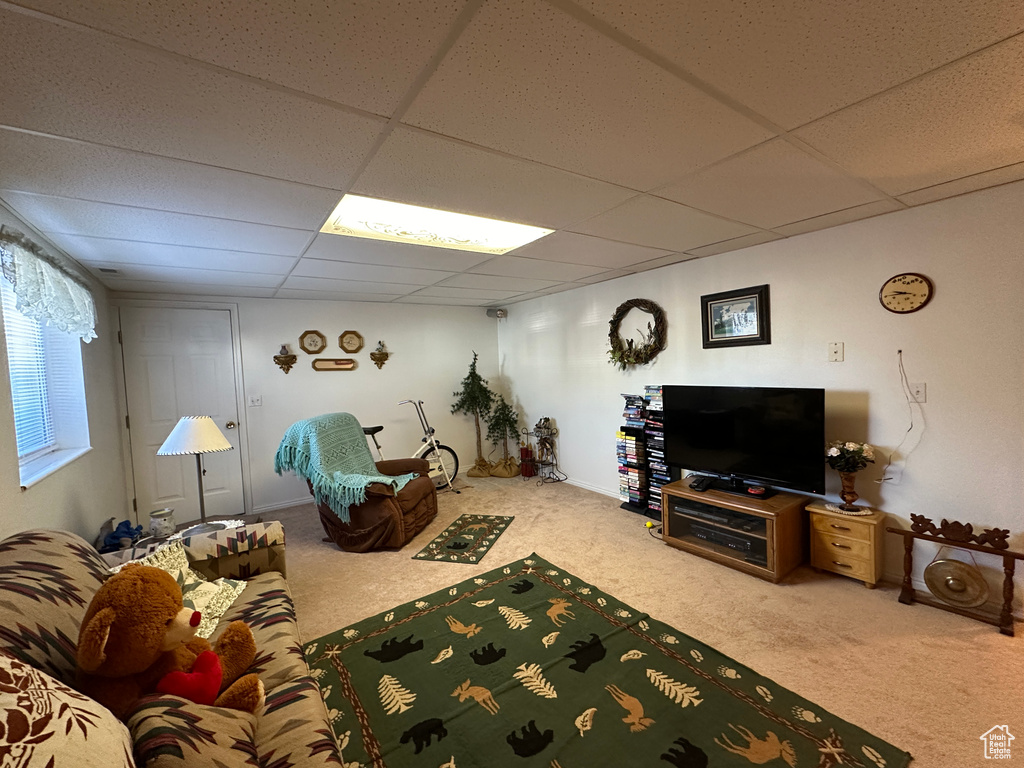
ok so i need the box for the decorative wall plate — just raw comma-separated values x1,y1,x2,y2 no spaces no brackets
312,358,357,371
299,330,327,354
339,330,364,353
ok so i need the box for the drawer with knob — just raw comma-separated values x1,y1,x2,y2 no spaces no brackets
806,503,884,588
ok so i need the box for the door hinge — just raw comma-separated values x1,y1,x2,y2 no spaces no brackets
132,498,137,512
125,414,130,430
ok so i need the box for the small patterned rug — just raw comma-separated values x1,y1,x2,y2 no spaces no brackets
412,514,513,564
306,553,911,768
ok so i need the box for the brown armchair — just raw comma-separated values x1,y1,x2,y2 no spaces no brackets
311,457,438,552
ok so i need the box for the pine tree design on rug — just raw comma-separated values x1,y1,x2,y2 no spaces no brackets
305,554,913,768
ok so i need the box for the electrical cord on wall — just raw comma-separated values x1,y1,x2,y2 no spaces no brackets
877,349,925,485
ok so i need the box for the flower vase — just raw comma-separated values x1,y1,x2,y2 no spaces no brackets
838,472,860,510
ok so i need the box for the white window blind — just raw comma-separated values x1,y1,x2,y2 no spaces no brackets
0,228,92,484
1,275,54,458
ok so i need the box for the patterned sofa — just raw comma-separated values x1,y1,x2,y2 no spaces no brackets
0,525,342,767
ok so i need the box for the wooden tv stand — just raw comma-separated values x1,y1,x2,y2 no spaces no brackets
661,480,806,583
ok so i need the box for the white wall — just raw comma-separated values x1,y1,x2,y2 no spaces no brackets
0,206,127,541
234,298,500,512
498,180,1024,608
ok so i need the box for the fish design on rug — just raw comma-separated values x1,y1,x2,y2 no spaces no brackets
363,635,423,663
564,633,606,673
507,720,554,757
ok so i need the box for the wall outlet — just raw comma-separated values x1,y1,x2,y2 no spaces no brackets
247,395,263,407
828,342,844,362
909,383,927,403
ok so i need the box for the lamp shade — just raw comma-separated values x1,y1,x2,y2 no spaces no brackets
157,416,233,456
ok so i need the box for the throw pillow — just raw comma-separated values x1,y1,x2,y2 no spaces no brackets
0,651,135,766
110,541,246,639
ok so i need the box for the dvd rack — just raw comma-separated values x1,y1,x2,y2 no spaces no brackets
643,385,667,520
617,393,647,511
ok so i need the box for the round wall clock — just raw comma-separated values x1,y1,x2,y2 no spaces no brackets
339,330,364,353
879,273,933,314
299,330,327,354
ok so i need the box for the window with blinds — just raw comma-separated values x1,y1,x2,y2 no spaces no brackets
1,271,90,483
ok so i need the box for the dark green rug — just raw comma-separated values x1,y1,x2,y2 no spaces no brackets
305,554,911,768
411,514,514,564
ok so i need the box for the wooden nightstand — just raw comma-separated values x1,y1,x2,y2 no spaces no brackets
806,503,884,588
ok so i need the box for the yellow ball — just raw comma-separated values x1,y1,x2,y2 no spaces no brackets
645,521,654,529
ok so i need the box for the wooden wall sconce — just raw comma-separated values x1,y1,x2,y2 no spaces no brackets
273,345,297,374
370,341,390,369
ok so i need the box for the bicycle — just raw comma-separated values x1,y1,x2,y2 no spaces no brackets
363,400,460,492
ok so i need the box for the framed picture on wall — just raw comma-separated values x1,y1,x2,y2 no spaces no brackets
701,284,771,348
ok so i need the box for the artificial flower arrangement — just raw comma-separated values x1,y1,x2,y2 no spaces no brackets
825,440,875,473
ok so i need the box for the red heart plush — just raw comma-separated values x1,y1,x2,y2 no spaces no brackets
156,650,223,705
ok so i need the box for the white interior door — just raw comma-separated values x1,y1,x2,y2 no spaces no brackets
121,306,244,526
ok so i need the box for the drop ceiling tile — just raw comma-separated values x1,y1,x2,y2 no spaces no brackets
575,269,634,284
627,254,698,272
684,232,785,259
576,0,1024,128
772,199,906,237
468,256,604,281
403,0,772,190
793,37,1024,196
353,126,635,229
106,280,277,298
0,129,341,229
439,273,561,292
280,275,418,295
16,0,467,117
273,289,404,302
2,193,312,255
304,233,492,272
0,9,386,188
94,262,282,286
570,195,759,251
656,139,886,229
508,230,671,269
410,286,526,301
896,161,1024,207
394,295,492,306
290,258,452,286
42,235,297,274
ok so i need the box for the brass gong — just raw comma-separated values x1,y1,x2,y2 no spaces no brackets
923,559,989,608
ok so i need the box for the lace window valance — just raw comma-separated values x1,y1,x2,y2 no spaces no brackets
0,227,97,343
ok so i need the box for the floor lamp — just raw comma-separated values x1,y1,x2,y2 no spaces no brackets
157,415,233,536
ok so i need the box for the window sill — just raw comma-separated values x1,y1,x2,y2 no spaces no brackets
20,446,92,489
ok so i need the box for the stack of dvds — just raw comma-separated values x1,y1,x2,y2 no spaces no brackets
617,394,647,510
644,385,668,518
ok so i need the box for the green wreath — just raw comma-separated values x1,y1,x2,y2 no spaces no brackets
607,298,667,370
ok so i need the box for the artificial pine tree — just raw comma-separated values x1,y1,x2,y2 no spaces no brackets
451,352,496,477
486,395,521,477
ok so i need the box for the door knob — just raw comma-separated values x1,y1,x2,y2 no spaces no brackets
225,421,236,430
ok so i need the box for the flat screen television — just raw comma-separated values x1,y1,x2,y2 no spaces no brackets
662,385,825,495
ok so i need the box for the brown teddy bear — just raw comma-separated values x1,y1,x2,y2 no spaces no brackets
76,563,264,720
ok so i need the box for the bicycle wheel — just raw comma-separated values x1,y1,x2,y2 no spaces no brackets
422,444,459,489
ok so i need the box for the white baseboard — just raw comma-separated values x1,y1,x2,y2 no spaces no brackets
252,497,311,515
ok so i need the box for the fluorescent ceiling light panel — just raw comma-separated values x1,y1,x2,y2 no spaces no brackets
320,194,553,254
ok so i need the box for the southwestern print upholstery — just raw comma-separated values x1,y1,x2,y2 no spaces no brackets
0,527,341,767
0,651,134,767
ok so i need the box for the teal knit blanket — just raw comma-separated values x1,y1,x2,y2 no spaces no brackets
274,412,415,522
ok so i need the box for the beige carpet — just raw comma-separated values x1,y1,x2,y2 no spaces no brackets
259,477,1022,767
